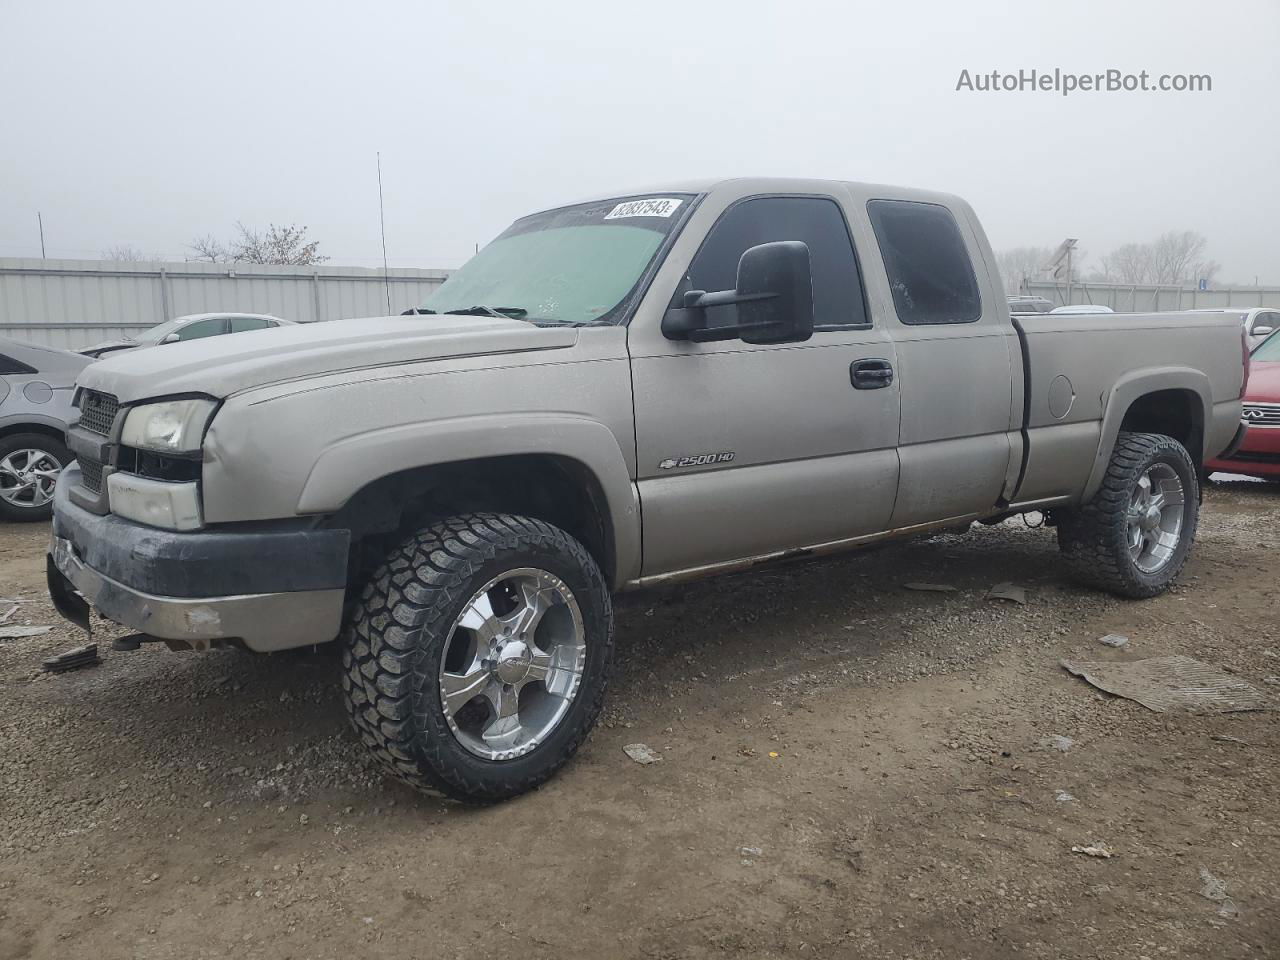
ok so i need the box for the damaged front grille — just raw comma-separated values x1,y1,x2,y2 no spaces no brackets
79,390,119,437
79,457,104,494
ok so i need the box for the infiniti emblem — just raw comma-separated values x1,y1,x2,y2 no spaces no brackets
1244,408,1266,420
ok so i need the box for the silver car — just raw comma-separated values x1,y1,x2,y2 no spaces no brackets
0,338,89,521
80,312,295,359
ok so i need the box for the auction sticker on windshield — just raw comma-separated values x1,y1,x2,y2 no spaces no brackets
604,198,683,220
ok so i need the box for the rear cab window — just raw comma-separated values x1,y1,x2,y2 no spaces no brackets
867,200,982,325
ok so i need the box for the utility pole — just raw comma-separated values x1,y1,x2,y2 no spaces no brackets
37,212,46,259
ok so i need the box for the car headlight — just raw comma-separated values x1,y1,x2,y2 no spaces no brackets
120,398,218,454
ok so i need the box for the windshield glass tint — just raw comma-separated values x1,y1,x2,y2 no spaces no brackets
1253,331,1280,361
418,195,692,325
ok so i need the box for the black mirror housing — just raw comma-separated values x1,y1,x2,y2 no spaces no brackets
735,241,814,344
661,240,815,344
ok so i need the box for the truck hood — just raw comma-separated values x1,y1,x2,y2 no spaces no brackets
75,315,579,403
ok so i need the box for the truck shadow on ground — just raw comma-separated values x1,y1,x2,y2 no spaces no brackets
15,522,1076,807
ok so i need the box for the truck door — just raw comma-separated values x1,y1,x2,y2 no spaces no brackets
629,193,901,577
865,198,1019,526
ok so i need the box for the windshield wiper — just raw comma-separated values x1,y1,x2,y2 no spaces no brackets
400,307,438,315
443,305,529,320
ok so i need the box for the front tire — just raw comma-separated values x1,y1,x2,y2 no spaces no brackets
0,433,69,523
341,513,613,802
1057,431,1199,598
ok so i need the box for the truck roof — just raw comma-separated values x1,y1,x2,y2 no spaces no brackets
557,176,967,214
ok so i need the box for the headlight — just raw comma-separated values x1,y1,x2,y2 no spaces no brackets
120,398,218,453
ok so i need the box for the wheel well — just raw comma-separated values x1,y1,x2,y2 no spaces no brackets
0,422,66,445
1119,389,1204,467
327,454,617,587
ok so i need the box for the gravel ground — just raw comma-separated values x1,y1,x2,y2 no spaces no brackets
1,479,1277,959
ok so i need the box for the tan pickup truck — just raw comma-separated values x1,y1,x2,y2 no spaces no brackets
48,177,1249,801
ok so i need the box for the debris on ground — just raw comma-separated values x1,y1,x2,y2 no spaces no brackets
0,624,52,640
1061,656,1274,714
623,743,661,764
1210,735,1249,745
1039,735,1075,752
0,604,19,624
903,582,958,593
1198,867,1240,919
739,846,763,862
1098,634,1129,648
40,643,101,673
986,582,1026,604
1071,843,1115,859
1054,790,1077,803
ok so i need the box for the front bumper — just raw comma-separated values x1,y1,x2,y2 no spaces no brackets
47,464,350,652
1206,421,1280,479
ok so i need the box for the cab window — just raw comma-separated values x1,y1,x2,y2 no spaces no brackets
680,196,869,330
867,200,982,325
176,318,228,341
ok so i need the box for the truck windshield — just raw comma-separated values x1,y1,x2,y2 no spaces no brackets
1253,332,1280,361
416,195,692,326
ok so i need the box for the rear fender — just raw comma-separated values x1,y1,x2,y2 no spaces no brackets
1082,367,1211,501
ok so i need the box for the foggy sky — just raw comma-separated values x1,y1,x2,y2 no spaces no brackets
3,0,1278,283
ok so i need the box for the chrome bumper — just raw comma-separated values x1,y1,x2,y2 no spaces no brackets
48,534,344,652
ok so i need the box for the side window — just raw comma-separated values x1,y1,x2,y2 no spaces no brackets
176,318,227,341
867,200,982,325
681,196,869,330
229,316,270,333
0,353,37,375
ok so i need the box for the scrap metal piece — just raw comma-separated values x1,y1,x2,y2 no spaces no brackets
987,582,1027,604
1061,656,1273,714
41,643,101,673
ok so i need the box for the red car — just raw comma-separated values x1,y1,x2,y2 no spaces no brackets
1207,330,1280,480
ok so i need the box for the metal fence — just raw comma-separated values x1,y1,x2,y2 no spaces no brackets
0,258,451,349
1023,280,1280,313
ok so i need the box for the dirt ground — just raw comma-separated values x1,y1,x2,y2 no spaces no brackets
1,480,1277,960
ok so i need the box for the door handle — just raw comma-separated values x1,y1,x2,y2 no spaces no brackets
850,358,894,389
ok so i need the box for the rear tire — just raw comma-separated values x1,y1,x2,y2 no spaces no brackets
341,513,613,802
0,433,69,523
1057,432,1199,598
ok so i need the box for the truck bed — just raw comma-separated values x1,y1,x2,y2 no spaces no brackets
1010,310,1245,508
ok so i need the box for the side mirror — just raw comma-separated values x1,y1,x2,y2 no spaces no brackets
160,333,180,344
1254,324,1275,337
662,241,814,345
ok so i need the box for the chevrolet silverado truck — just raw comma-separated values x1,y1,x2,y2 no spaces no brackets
47,178,1250,802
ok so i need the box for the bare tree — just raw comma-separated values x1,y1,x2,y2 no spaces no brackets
230,222,329,265
1151,230,1219,286
102,244,149,262
995,246,1054,295
1096,231,1219,286
186,233,233,263
1096,243,1156,284
187,223,329,265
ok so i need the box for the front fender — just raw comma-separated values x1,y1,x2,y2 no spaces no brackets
296,413,641,586
1082,366,1211,501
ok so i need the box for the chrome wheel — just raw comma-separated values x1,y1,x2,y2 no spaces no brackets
1124,462,1185,574
439,567,586,761
0,447,63,510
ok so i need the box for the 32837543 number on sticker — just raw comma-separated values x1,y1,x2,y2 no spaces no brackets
604,198,683,220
